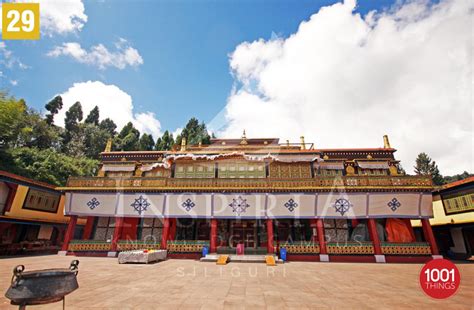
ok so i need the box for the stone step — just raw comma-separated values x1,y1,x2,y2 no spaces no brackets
200,254,283,264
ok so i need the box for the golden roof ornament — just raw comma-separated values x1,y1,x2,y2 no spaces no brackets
240,130,248,145
383,135,391,148
104,138,112,152
180,137,187,152
300,136,306,150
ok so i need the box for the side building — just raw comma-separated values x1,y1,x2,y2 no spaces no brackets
413,177,474,260
0,171,85,255
58,134,439,263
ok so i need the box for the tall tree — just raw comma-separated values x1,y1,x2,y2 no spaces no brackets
155,130,174,150
83,123,112,159
44,95,63,125
63,101,83,145
176,117,211,146
85,106,100,125
99,118,117,135
414,152,444,185
114,122,140,151
139,133,155,151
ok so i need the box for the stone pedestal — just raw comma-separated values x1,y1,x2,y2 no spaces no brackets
118,250,167,264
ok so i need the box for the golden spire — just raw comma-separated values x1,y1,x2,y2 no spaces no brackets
383,135,391,148
240,130,248,145
104,138,112,152
180,137,187,151
300,136,306,150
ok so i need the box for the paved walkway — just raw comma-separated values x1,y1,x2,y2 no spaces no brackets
0,255,472,309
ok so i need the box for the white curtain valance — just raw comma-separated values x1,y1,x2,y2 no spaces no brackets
102,164,136,172
357,161,390,169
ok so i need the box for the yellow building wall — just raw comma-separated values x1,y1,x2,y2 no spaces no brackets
412,199,474,227
3,185,85,225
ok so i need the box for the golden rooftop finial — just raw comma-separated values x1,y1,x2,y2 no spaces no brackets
240,129,248,145
300,136,306,150
383,135,391,148
180,137,187,151
104,138,112,152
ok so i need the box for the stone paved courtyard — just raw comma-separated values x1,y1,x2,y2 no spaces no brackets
0,255,472,309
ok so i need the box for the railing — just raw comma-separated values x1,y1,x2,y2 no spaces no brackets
277,241,320,254
64,175,432,190
68,240,111,252
117,240,162,251
327,242,375,255
167,240,209,253
381,242,431,255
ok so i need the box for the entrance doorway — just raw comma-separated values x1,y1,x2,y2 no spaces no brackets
231,220,256,248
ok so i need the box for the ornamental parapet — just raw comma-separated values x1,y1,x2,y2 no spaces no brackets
61,175,433,192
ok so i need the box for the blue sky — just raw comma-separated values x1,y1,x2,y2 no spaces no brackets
1,0,470,175
3,0,395,131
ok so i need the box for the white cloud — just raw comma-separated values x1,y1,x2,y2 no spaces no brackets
0,0,87,35
10,80,18,86
216,0,473,175
0,42,28,70
54,81,162,138
47,39,143,69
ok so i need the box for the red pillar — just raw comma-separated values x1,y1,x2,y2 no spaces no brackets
168,218,177,241
61,215,77,251
316,219,327,254
367,219,382,255
82,216,95,240
421,219,439,255
210,219,217,253
161,218,171,250
111,217,124,252
310,219,318,243
266,219,274,254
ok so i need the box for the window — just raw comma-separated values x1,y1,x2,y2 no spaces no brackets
93,217,115,241
138,218,163,242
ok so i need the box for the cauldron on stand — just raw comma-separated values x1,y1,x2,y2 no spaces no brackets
5,260,79,309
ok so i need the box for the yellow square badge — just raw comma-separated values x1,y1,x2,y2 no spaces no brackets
2,3,40,40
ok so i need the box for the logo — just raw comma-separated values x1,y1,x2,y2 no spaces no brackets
419,258,460,299
2,3,40,40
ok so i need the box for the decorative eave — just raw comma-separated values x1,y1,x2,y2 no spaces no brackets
57,175,433,193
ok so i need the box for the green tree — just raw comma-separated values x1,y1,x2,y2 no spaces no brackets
0,147,98,186
0,93,28,148
155,130,174,150
63,101,83,145
44,95,63,125
114,122,140,151
443,171,473,184
83,123,112,159
84,106,100,125
99,118,117,135
176,117,211,146
414,152,444,185
139,133,155,151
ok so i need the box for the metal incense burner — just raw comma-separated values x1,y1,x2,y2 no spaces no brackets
5,260,79,309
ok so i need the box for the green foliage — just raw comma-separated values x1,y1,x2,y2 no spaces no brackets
45,95,63,125
83,123,112,159
0,93,27,148
139,133,155,151
0,147,98,186
85,106,100,125
114,122,140,151
155,130,174,150
63,101,83,145
99,118,117,135
176,117,211,146
414,152,444,185
443,171,473,184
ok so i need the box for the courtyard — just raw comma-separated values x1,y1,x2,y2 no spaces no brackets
0,256,473,309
